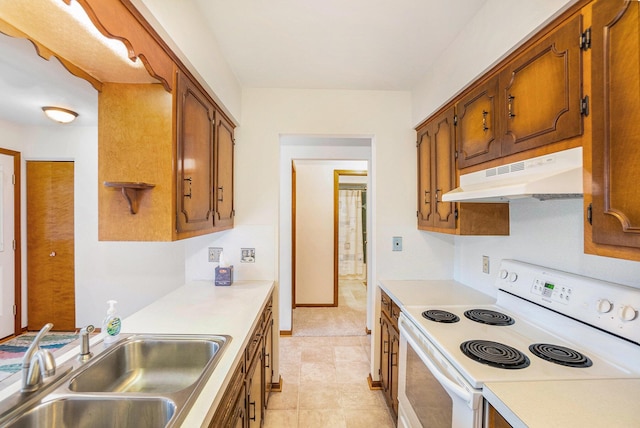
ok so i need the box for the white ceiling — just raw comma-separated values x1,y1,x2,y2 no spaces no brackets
193,0,487,90
0,0,487,127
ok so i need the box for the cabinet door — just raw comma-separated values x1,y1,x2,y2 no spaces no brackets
389,324,400,418
247,348,264,428
591,0,640,248
417,126,434,228
176,72,215,234
455,77,501,168
263,315,273,408
232,384,246,428
215,113,235,229
416,108,456,231
379,315,391,399
500,14,583,157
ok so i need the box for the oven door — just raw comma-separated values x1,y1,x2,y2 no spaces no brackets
398,313,482,428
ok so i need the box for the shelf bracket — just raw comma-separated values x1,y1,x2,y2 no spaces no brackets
104,182,155,214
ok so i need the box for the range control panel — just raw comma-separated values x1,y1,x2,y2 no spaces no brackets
496,260,640,345
530,278,573,304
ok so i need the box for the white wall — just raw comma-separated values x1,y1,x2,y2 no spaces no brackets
294,160,366,305
455,199,640,296
0,118,186,329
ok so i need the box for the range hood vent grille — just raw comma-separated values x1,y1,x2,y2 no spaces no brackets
442,147,583,203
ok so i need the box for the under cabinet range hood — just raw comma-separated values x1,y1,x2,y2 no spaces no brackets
442,147,583,202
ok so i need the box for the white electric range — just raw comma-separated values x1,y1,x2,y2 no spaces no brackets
397,260,640,428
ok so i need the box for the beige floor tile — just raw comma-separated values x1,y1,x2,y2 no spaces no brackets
263,409,298,428
267,382,299,410
299,361,337,384
301,345,334,363
335,361,371,383
298,383,342,409
279,365,300,385
298,409,347,428
334,345,369,362
338,383,386,409
343,407,396,428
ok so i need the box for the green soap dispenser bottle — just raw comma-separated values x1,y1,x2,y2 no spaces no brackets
102,300,121,346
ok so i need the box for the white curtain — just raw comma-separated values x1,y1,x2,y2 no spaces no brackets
338,189,366,279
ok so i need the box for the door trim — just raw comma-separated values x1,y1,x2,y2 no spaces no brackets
333,169,367,306
0,148,21,336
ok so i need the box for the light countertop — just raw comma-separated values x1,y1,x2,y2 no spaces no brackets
484,379,640,428
0,280,274,427
378,279,496,309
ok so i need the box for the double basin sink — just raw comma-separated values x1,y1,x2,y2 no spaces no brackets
0,334,230,427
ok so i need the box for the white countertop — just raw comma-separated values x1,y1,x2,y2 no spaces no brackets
0,280,274,427
378,279,496,309
484,379,640,428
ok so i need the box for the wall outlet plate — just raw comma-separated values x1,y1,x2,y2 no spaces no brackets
482,255,490,274
241,248,255,263
392,236,402,251
209,247,223,263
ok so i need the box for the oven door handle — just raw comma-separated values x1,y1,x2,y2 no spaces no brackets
401,323,476,408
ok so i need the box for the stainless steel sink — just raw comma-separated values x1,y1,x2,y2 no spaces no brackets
0,334,230,427
2,396,175,428
69,336,224,393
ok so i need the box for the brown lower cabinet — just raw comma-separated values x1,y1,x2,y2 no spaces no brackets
210,294,273,427
379,290,400,420
486,402,513,428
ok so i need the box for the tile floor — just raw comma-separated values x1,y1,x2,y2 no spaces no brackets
264,280,396,428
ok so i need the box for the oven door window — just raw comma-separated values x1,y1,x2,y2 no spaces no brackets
406,343,453,427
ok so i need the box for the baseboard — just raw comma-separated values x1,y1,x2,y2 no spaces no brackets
270,375,283,392
365,326,371,335
280,330,292,336
367,373,382,390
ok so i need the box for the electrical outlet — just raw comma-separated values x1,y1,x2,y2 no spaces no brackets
208,247,223,263
241,248,255,263
392,236,402,251
482,255,490,274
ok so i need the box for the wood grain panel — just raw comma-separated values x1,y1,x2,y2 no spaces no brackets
500,14,583,156
215,113,235,229
98,82,175,241
27,161,75,331
591,0,640,249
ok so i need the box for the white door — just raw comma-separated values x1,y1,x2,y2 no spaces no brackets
0,154,14,338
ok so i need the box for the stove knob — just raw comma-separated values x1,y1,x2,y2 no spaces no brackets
619,305,638,322
596,299,613,314
508,272,518,282
499,269,508,279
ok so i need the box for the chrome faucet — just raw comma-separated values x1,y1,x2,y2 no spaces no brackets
22,323,56,392
77,324,95,362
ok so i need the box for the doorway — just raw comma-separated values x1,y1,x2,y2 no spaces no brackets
26,161,75,331
0,149,21,338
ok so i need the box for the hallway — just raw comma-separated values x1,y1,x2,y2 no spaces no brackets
264,280,395,427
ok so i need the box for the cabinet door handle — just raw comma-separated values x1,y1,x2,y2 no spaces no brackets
435,188,442,202
391,350,398,367
508,95,516,118
265,352,270,368
383,339,389,354
424,190,430,205
217,186,224,202
183,177,192,199
482,110,489,131
249,400,256,421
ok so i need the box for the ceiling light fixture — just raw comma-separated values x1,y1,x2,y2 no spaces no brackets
42,106,78,124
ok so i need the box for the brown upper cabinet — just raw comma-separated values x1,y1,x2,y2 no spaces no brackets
588,0,640,254
417,107,457,231
176,71,217,236
417,108,510,235
214,114,235,230
456,14,585,169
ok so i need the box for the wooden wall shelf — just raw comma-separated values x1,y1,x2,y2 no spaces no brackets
104,181,155,214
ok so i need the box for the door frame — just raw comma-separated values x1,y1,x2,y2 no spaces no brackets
333,170,367,306
0,148,21,336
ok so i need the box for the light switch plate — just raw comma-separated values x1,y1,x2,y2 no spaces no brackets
241,248,255,263
392,236,402,251
209,247,223,263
